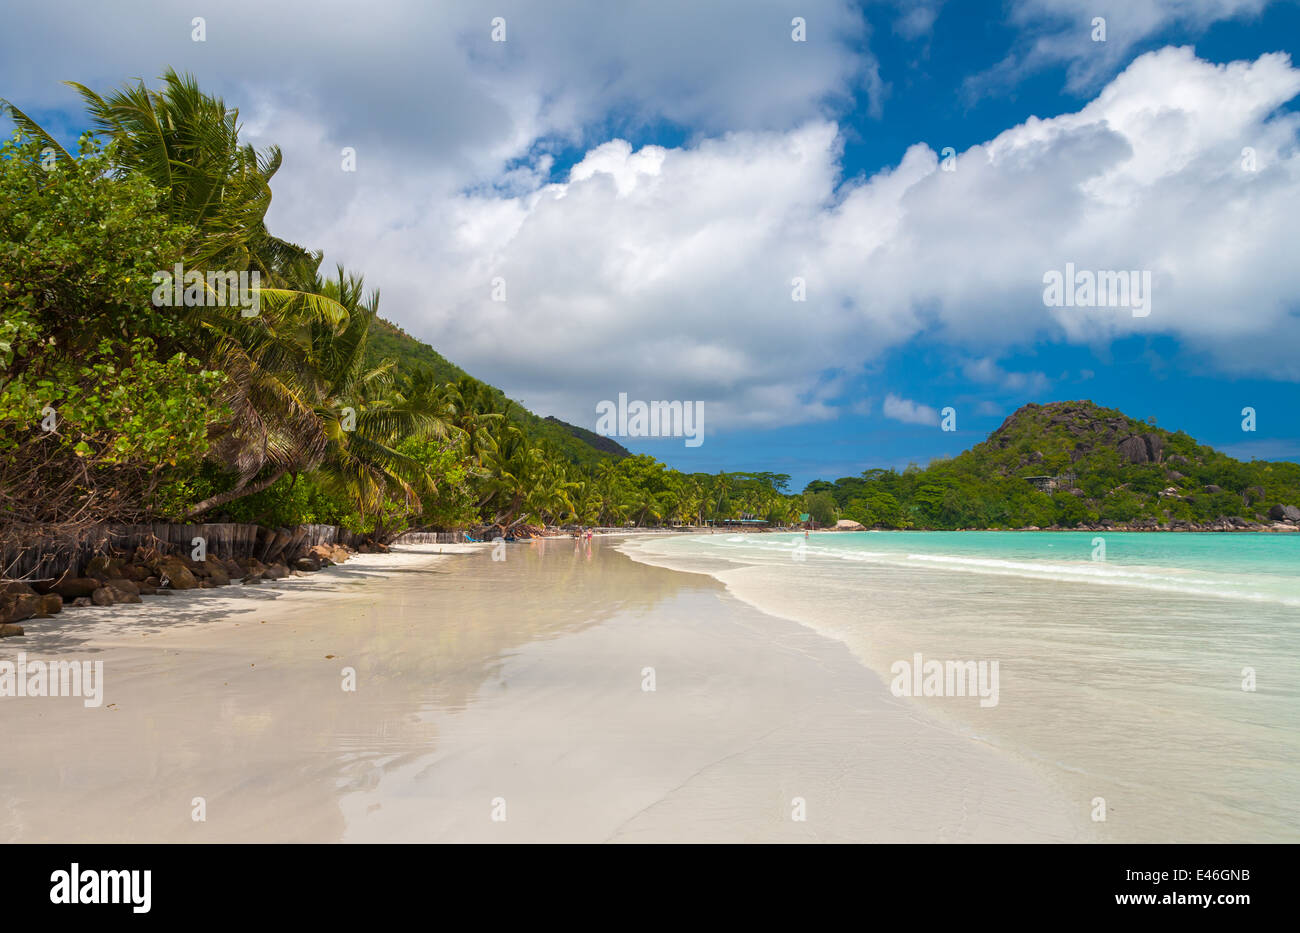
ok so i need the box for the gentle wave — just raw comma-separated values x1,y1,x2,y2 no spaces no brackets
641,533,1300,608
898,553,1300,607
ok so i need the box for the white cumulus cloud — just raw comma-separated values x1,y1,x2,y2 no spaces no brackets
319,47,1299,432
883,394,941,426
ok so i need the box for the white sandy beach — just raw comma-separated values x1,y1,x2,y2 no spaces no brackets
1,537,1093,843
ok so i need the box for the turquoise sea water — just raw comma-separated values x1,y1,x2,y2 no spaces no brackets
621,531,1300,842
659,530,1300,606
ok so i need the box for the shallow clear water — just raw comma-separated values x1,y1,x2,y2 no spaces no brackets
621,531,1300,842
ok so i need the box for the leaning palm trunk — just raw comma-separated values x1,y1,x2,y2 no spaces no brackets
185,467,289,518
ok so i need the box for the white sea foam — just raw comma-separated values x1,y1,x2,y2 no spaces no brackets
631,531,1300,607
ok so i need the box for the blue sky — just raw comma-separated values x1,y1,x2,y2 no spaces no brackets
525,1,1300,486
4,0,1299,490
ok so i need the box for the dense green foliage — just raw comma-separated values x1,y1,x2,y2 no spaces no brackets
805,401,1300,529
1,72,802,536
0,134,223,522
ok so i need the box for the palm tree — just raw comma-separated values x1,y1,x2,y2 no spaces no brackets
186,268,449,518
707,472,732,522
630,488,663,527
528,444,582,524
5,73,359,511
303,269,452,521
436,375,506,467
4,69,301,273
475,424,532,527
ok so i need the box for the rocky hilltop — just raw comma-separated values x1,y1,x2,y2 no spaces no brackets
962,400,1300,530
988,401,1169,465
812,400,1300,531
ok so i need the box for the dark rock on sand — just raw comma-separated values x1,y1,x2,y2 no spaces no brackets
90,583,141,606
40,576,102,600
105,578,140,596
156,556,199,590
1,591,48,624
203,561,231,586
1268,504,1300,522
109,584,141,604
307,545,336,566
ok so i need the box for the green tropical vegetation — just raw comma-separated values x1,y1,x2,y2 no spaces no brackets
0,70,803,538
804,401,1300,529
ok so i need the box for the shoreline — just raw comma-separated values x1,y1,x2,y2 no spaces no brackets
769,523,1296,533
1,537,1092,843
6,522,1292,638
616,531,1300,842
556,523,1299,533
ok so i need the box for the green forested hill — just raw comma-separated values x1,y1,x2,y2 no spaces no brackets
365,317,629,468
806,400,1300,529
365,316,469,386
